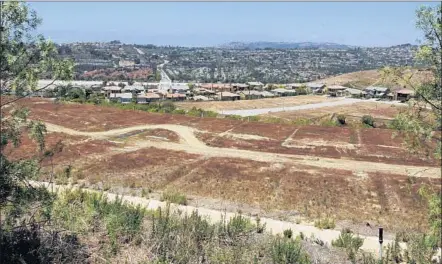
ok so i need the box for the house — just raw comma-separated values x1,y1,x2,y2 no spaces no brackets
193,95,210,101
232,83,249,92
136,93,161,104
286,83,306,89
240,90,263,100
247,81,264,90
260,91,276,98
307,83,326,94
217,92,240,101
170,84,189,94
122,85,144,94
364,87,390,98
199,83,232,92
193,88,216,96
345,88,363,98
395,89,415,102
166,93,186,101
327,85,347,97
103,86,122,98
108,92,132,104
271,88,297,97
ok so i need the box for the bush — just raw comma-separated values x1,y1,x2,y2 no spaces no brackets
283,229,293,239
245,116,260,122
314,218,336,229
160,190,188,205
336,114,346,125
290,118,312,126
331,228,364,261
171,109,186,115
225,114,243,120
362,115,375,127
271,236,311,264
0,226,89,264
51,189,145,254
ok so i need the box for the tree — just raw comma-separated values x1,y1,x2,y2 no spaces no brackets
0,1,85,262
381,4,441,158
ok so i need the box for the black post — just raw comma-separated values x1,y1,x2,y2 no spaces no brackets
378,227,383,260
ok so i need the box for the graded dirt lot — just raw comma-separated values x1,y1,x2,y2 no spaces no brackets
262,101,406,121
175,95,340,111
3,97,441,233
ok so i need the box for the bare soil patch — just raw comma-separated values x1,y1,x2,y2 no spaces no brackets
175,95,338,111
261,102,405,121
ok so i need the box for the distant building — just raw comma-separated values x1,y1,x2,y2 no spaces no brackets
327,85,347,97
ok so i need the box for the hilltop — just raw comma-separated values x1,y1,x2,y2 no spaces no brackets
314,68,434,89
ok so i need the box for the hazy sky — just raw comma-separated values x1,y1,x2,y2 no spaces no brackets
29,2,437,47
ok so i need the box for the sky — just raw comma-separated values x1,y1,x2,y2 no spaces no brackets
29,2,438,47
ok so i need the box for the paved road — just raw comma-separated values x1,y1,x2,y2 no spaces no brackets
220,98,404,116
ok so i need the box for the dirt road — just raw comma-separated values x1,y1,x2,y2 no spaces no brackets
30,180,399,254
44,122,441,178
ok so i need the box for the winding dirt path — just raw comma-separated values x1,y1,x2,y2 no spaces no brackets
44,122,441,178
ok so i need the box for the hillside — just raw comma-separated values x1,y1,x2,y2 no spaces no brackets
219,41,353,50
315,68,434,90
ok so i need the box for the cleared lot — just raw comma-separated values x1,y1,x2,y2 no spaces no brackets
261,101,407,120
175,95,340,111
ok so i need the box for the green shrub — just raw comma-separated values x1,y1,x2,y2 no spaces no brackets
172,109,186,115
283,229,293,239
51,189,145,254
314,218,336,229
291,118,313,126
331,228,364,261
225,114,244,120
336,114,346,125
362,115,375,127
245,116,260,122
203,110,218,118
271,236,311,264
160,190,188,205
226,214,255,238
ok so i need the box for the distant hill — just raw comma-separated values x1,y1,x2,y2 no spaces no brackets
219,41,354,50
314,68,434,90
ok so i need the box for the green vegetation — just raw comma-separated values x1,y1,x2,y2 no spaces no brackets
52,189,145,254
336,114,346,125
331,229,364,262
160,190,188,205
186,106,219,118
271,236,310,264
361,115,375,128
380,3,441,158
314,218,336,230
283,228,293,239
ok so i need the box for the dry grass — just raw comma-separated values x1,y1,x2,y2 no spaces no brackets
316,69,433,89
72,150,440,233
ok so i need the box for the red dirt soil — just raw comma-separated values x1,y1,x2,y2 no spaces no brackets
6,97,441,167
3,131,116,167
